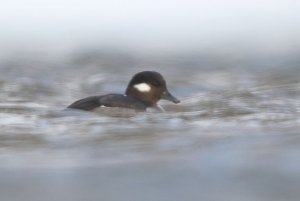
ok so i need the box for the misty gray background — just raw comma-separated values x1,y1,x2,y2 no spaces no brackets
1,0,300,56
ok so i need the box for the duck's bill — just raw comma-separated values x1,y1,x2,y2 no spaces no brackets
161,90,180,104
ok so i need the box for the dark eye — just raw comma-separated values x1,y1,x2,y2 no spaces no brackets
150,79,164,87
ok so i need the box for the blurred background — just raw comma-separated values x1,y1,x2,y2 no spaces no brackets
0,1,300,201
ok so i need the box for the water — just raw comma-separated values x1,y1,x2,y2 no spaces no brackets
0,51,300,201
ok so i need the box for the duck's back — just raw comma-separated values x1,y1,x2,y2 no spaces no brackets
67,94,147,111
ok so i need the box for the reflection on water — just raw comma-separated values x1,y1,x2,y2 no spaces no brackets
0,50,300,201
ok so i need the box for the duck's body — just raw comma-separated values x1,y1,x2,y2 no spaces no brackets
67,94,147,111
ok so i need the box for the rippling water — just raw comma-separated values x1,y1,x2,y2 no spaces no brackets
0,52,299,201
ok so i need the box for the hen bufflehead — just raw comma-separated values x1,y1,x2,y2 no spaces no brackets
67,71,180,112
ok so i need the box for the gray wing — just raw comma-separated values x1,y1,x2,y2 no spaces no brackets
67,94,147,111
67,96,102,111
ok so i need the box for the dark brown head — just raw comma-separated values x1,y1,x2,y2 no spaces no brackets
125,71,180,106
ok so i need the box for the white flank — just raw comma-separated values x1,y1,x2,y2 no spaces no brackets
134,83,151,92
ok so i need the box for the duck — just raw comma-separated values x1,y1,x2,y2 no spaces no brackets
67,71,180,113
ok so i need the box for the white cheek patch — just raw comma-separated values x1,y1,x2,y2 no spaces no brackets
134,83,151,92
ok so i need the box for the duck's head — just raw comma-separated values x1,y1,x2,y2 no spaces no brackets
125,71,180,106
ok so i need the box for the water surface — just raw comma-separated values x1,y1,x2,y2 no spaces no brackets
0,52,299,201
